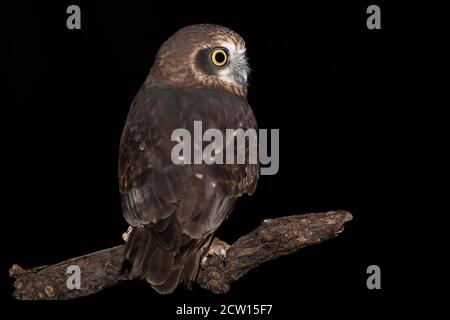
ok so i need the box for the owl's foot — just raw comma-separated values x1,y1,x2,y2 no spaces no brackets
201,238,231,267
122,226,133,242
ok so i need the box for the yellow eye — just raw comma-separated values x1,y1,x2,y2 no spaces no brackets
211,49,228,67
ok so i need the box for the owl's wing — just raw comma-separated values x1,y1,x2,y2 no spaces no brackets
119,83,258,293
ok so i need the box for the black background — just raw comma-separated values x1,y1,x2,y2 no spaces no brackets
2,0,443,316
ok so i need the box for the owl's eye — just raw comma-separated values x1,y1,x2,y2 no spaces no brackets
211,49,228,67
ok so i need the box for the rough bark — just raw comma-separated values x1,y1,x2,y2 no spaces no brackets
10,210,352,299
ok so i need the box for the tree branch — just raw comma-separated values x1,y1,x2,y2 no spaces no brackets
9,210,352,299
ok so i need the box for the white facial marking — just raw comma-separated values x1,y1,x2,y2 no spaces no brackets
218,42,248,87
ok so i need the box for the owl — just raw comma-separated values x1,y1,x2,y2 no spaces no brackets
119,24,258,294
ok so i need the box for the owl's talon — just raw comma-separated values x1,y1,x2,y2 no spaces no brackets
201,255,208,267
122,226,133,242
219,247,227,266
202,238,230,267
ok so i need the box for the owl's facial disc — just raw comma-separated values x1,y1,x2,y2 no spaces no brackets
215,43,249,87
195,42,249,88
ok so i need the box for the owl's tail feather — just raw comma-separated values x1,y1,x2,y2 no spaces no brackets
124,226,200,294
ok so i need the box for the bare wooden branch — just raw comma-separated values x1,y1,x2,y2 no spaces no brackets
10,210,352,299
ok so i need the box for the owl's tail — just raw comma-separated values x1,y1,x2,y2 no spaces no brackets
124,226,201,294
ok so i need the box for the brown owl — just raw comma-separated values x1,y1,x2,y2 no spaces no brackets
119,24,258,294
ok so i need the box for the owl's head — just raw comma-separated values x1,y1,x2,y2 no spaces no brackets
148,24,250,96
